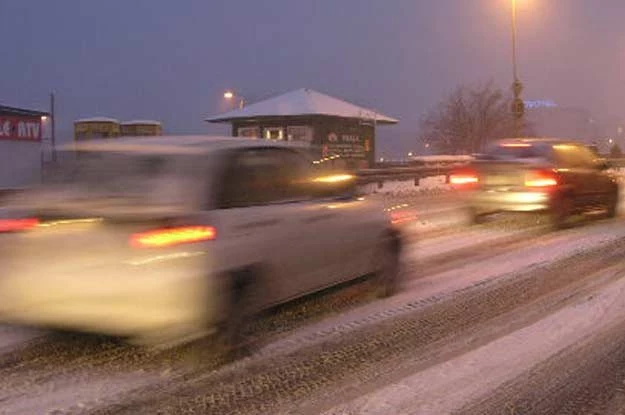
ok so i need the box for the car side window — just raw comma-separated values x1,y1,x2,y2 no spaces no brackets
553,145,595,168
575,146,600,168
216,148,313,209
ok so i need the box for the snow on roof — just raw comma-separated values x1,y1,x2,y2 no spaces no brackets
206,88,398,124
121,120,162,126
0,104,49,118
74,117,120,124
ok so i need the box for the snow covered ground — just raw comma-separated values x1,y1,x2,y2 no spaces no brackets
322,266,625,414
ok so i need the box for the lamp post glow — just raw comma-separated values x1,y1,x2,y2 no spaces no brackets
510,0,525,136
223,91,246,109
511,0,519,84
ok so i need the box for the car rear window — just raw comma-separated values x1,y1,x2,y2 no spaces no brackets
47,150,204,202
479,143,548,160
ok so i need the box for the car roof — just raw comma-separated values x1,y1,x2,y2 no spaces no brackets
62,135,312,155
494,137,582,147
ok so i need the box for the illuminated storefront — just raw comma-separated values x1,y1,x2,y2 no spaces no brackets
0,105,49,189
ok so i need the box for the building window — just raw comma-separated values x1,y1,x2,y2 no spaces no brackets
286,126,313,144
238,126,260,138
264,127,284,140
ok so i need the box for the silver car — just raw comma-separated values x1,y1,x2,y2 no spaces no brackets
0,136,401,349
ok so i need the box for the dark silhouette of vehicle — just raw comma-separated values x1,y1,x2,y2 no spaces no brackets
451,138,619,228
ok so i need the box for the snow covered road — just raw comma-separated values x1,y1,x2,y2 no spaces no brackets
3,206,625,413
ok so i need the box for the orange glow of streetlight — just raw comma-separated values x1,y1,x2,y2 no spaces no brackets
223,90,246,109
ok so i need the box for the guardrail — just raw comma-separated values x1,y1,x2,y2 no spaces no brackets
358,156,625,185
357,164,466,184
609,158,625,168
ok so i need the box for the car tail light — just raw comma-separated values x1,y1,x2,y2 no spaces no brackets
524,170,558,188
0,218,39,233
450,170,479,186
130,226,217,248
501,142,531,148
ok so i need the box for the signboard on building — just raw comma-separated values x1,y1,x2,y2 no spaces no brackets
323,132,368,159
0,117,42,141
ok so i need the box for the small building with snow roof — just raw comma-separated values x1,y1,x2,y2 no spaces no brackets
74,117,121,141
121,120,163,137
206,88,398,168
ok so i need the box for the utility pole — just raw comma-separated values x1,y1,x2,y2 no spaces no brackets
511,0,525,136
50,92,57,163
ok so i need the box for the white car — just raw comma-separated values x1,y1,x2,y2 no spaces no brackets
0,136,401,349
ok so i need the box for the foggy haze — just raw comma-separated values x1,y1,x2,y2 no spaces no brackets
1,0,624,157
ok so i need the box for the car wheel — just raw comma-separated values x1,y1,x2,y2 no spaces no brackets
222,267,261,359
551,194,573,230
606,190,619,218
468,207,487,225
373,233,401,298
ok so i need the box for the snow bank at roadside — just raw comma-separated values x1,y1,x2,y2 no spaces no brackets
359,175,451,196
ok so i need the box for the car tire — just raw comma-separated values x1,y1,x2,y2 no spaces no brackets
606,189,619,218
373,232,401,298
551,194,573,230
222,267,262,359
468,207,487,225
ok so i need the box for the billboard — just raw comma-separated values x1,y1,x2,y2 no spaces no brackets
0,116,42,141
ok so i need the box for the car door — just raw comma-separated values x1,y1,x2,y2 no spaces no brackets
207,147,343,305
552,144,612,209
307,169,388,285
572,145,615,206
268,148,351,297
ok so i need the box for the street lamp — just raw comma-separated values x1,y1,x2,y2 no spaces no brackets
510,0,525,136
224,91,246,109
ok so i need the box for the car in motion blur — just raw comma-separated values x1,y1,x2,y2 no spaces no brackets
451,138,619,228
0,136,401,350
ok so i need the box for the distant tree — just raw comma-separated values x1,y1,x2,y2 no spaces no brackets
418,82,533,154
610,143,622,158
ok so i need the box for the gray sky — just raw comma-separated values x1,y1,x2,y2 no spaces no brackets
1,0,624,157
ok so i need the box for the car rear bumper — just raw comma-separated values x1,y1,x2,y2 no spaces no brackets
0,254,220,344
467,190,551,214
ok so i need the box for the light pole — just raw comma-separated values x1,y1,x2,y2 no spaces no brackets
224,91,246,109
511,0,525,136
50,92,56,163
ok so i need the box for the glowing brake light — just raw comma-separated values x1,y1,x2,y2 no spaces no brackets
130,226,217,248
501,143,531,148
0,218,39,233
450,173,479,185
524,170,558,187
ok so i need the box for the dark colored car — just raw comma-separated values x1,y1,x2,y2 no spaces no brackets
451,138,619,228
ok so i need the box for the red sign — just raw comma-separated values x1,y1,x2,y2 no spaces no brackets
0,116,42,141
